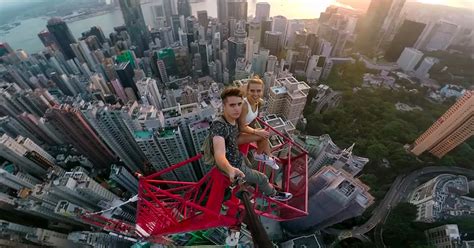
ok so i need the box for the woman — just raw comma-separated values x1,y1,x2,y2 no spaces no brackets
237,77,279,170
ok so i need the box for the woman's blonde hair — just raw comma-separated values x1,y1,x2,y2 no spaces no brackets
246,76,264,91
244,76,265,108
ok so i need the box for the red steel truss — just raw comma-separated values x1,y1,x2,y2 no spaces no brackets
80,118,308,243
135,118,308,241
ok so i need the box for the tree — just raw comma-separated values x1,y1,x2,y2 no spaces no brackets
366,143,389,163
358,174,378,189
383,203,431,248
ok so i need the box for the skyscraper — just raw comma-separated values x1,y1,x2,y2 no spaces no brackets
115,61,138,97
158,48,178,78
134,130,178,181
263,31,282,56
110,165,139,194
46,18,77,60
416,20,459,51
0,134,49,176
411,91,473,158
0,42,13,57
118,0,151,57
283,166,374,231
267,76,310,125
356,0,405,53
385,20,426,62
177,0,192,18
81,102,147,172
255,2,270,22
45,104,117,168
272,15,288,45
227,0,248,21
248,20,262,44
217,0,228,23
155,127,197,182
227,22,247,79
197,10,209,29
376,0,406,48
37,30,57,49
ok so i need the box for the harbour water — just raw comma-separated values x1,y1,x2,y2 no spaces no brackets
0,0,335,53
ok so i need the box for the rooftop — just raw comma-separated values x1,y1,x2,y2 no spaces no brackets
134,130,152,139
156,127,177,138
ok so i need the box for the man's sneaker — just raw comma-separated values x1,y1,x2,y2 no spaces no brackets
254,153,279,170
270,191,293,201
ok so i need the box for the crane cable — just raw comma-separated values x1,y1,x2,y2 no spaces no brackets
84,194,139,216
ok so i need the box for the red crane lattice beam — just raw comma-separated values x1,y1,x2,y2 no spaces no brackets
135,118,309,241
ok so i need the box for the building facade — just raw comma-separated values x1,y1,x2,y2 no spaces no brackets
411,91,473,158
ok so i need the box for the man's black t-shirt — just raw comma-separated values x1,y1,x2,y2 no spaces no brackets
209,116,242,167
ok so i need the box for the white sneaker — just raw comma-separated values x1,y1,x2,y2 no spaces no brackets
254,153,279,170
269,191,293,201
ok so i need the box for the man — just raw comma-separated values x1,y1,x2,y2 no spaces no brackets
210,87,292,201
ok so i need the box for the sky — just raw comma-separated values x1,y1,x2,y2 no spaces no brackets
415,0,474,9
0,0,473,10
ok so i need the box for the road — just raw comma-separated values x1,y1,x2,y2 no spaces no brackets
325,166,474,243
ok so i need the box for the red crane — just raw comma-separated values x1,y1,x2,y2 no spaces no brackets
81,118,309,245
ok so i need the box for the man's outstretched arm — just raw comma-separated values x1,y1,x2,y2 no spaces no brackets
213,136,245,182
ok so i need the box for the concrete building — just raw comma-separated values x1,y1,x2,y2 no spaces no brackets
285,20,305,48
227,21,247,79
81,102,145,171
417,20,459,51
45,104,117,168
0,134,49,176
376,0,406,48
255,2,270,22
411,91,473,158
0,167,39,191
118,0,150,56
260,114,296,134
155,127,197,182
415,57,438,79
272,15,288,44
68,231,133,247
136,77,162,109
263,31,282,57
0,219,75,247
305,55,324,82
283,166,374,231
110,164,139,194
189,120,211,175
356,0,406,52
397,47,424,72
248,20,262,45
425,224,461,248
0,115,39,144
227,0,248,21
54,169,119,207
385,20,426,62
46,18,77,60
409,174,473,222
311,84,342,114
267,76,310,125
217,0,228,23
161,103,215,156
134,130,177,181
292,134,368,177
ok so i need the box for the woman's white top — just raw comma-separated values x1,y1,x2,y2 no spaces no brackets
244,97,259,124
